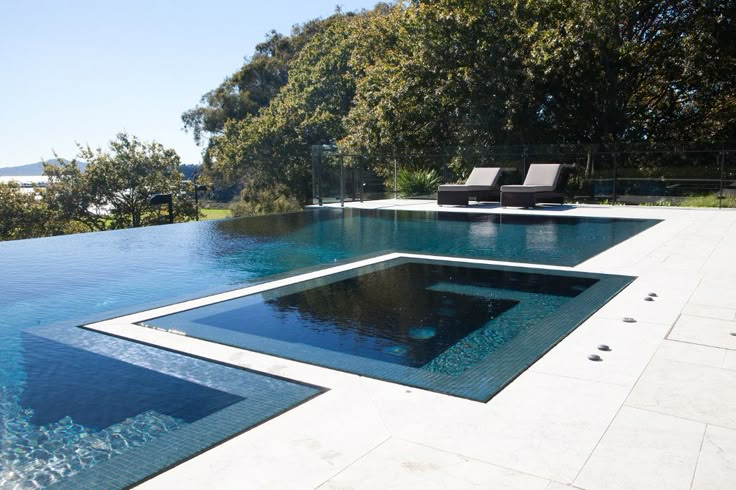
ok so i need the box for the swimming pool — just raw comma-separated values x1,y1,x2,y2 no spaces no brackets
143,255,634,400
7,325,320,489
0,208,659,487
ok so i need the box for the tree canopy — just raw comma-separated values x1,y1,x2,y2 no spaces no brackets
187,0,734,204
0,182,61,241
44,133,198,232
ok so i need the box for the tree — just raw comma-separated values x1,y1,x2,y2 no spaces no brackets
0,182,60,241
205,8,375,203
184,0,735,203
521,0,736,143
343,1,525,154
45,133,198,230
43,159,107,232
181,15,354,176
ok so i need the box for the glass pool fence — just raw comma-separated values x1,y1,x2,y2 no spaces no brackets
311,143,736,208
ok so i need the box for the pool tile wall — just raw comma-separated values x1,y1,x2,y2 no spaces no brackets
145,257,634,402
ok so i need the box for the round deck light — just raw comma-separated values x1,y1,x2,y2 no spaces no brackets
622,317,637,323
648,292,658,297
597,344,611,351
588,354,602,361
644,297,655,302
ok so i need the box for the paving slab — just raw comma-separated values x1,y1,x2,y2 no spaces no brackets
530,317,668,387
374,371,629,483
692,425,736,490
319,438,549,490
652,340,726,369
574,406,704,490
627,357,736,429
545,484,579,490
723,350,736,371
669,314,736,350
123,204,736,489
682,303,736,322
689,286,736,310
138,387,390,490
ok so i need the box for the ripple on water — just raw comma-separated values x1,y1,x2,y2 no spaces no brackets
0,387,184,488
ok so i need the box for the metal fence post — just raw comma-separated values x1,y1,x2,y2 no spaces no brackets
358,156,364,203
612,147,618,204
521,146,528,181
311,145,324,206
719,148,725,209
339,154,345,207
393,148,398,199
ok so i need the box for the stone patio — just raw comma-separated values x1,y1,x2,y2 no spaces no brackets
89,200,736,489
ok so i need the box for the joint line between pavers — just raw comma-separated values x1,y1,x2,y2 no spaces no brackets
571,328,666,485
314,435,393,489
399,437,553,485
689,424,709,490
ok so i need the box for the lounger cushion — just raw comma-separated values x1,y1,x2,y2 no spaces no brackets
519,163,562,191
465,167,501,187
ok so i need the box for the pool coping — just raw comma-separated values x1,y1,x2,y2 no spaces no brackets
75,203,736,488
90,253,635,402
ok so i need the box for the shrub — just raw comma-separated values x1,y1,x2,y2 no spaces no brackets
229,184,302,217
395,168,441,198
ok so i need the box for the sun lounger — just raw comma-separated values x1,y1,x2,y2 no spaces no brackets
437,167,502,206
501,163,565,207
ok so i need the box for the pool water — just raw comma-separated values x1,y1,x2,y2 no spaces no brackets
153,262,523,369
3,324,320,489
20,335,243,429
146,257,633,400
0,208,656,487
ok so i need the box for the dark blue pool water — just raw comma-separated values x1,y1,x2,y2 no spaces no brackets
4,324,320,489
146,257,631,399
0,208,657,487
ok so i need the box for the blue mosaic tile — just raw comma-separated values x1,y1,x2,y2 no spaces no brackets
3,326,324,490
148,256,634,402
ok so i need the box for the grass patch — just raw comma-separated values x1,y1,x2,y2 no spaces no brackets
679,194,736,208
201,208,231,220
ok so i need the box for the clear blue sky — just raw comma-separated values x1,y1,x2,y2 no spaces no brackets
0,0,379,167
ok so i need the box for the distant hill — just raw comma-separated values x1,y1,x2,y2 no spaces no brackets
0,159,85,176
0,160,198,177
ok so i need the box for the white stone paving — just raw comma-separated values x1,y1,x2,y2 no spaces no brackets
80,200,736,489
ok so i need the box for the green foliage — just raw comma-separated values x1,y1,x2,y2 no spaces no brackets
44,133,198,230
186,1,735,204
640,199,674,207
229,184,302,217
395,168,441,197
203,8,376,204
182,16,353,157
43,159,107,232
679,194,736,208
0,182,61,240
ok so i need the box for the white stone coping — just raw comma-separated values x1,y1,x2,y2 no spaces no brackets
79,201,736,489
